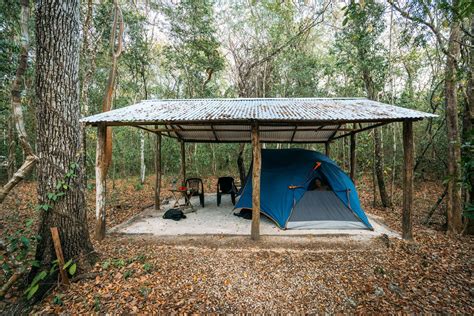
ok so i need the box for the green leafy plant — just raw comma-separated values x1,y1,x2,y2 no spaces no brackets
124,269,134,279
53,294,63,305
143,263,153,273
25,259,78,300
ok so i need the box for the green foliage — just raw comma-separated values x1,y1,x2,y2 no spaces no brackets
143,263,153,273
334,0,387,98
161,0,224,98
53,294,63,306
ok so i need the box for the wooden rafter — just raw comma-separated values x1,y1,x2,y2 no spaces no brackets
332,122,389,141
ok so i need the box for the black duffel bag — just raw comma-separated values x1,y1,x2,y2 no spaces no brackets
163,208,187,221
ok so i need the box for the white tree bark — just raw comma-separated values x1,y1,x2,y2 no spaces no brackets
140,130,146,184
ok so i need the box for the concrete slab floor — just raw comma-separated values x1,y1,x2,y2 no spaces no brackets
109,194,399,241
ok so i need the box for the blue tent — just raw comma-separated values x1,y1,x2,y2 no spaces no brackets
235,149,373,230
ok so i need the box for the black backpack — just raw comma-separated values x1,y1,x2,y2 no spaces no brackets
163,208,187,221
234,208,252,220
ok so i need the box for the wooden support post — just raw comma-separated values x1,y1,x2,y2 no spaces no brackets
155,130,161,211
251,125,261,240
325,142,330,157
50,227,70,285
180,140,186,185
350,128,357,183
402,120,414,240
95,124,107,241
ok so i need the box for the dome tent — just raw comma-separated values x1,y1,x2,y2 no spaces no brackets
235,149,373,230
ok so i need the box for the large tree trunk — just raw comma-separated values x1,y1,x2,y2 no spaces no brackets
445,21,463,234
33,0,94,290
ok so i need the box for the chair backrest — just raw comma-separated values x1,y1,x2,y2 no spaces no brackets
218,177,235,194
186,178,203,192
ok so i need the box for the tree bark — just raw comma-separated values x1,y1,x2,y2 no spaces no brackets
251,125,261,241
445,20,463,234
180,141,186,185
237,143,246,185
102,1,124,174
33,0,94,284
154,130,161,211
402,120,414,240
139,130,146,184
363,67,391,208
462,15,474,235
95,124,107,241
80,0,94,115
374,127,391,207
7,120,16,180
350,130,356,183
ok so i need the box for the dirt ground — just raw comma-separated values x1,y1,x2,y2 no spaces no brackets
1,176,473,313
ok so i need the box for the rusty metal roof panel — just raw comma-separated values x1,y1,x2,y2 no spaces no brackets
81,98,437,125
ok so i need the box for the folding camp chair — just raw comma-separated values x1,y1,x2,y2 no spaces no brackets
217,177,237,206
185,178,205,207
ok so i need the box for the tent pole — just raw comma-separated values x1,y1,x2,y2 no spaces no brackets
180,140,186,185
95,124,107,241
325,142,330,157
155,129,161,211
350,125,357,183
402,120,414,240
251,124,261,240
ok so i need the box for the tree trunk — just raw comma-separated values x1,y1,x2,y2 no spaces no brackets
237,143,246,185
0,0,38,204
462,15,474,235
33,0,94,290
154,130,161,211
7,119,16,180
445,20,463,234
80,0,94,115
102,1,124,174
374,127,391,207
139,130,146,184
363,68,391,208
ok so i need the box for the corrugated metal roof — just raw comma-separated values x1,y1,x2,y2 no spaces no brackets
81,98,436,142
81,98,436,124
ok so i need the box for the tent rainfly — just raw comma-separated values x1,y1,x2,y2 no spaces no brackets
81,98,437,241
236,148,373,230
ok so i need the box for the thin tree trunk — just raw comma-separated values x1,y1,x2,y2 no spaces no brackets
80,0,95,115
7,119,16,179
102,1,124,174
0,0,38,204
372,131,377,207
33,0,94,294
445,20,463,234
139,130,146,184
374,127,391,207
237,143,246,185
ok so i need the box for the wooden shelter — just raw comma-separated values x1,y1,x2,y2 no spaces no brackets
81,98,436,241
